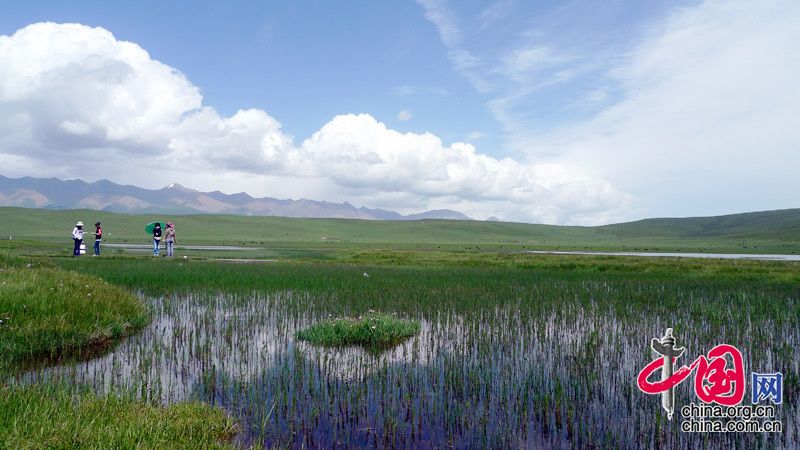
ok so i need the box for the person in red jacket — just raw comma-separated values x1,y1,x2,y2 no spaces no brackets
91,222,102,256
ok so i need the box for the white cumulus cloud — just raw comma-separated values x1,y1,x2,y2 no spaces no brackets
0,22,631,224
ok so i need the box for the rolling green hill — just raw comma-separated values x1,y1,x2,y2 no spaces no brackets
0,207,797,254
600,208,800,239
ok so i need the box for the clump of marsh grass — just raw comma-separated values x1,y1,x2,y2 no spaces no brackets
296,312,420,351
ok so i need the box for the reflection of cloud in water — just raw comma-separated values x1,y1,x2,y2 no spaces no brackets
15,293,296,403
10,293,644,407
13,292,462,402
10,290,797,449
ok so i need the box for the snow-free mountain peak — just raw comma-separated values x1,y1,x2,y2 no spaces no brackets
0,174,471,221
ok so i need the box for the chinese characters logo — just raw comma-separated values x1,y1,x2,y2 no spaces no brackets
636,328,783,421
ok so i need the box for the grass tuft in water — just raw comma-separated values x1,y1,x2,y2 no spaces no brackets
296,312,420,351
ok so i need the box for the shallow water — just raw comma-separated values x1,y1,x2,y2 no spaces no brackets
528,250,800,261
103,243,263,251
11,291,799,449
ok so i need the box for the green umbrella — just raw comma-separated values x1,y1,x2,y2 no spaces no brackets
144,222,165,234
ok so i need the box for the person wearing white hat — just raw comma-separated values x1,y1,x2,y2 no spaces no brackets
72,221,84,256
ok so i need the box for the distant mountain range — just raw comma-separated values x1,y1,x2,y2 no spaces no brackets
0,175,471,220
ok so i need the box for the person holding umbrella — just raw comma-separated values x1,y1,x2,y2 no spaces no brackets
152,222,162,256
71,221,84,256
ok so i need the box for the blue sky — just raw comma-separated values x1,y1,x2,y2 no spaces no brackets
0,0,681,152
0,1,797,224
0,1,492,146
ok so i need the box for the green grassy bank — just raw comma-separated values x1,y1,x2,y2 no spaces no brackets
0,253,237,448
0,261,148,373
0,385,237,449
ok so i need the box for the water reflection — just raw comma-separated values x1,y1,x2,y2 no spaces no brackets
10,291,798,449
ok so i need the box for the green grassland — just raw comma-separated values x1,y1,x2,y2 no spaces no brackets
1,206,798,254
0,254,236,448
0,260,149,373
53,251,800,294
45,250,800,448
1,205,799,448
0,385,237,449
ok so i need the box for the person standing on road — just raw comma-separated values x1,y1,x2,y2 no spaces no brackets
71,221,84,256
152,222,162,256
92,221,102,256
164,222,176,257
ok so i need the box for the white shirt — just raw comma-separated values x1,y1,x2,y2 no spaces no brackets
72,227,84,240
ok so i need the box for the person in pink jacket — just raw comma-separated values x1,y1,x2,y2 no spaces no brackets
164,222,177,257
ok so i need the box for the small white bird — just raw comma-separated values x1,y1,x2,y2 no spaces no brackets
363,272,369,278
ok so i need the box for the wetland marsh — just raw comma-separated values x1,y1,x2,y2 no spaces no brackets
6,257,799,449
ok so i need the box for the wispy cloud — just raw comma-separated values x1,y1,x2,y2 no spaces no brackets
415,0,800,218
415,0,462,47
534,0,800,216
397,109,413,121
390,85,448,96
497,45,572,82
478,0,514,29
415,0,608,136
414,0,489,92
